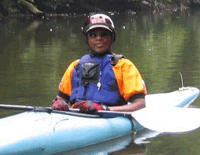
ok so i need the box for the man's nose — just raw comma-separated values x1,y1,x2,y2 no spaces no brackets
96,34,103,40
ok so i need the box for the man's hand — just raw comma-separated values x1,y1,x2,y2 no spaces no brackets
51,98,69,111
72,101,109,113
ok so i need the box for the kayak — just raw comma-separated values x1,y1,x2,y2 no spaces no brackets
0,87,199,155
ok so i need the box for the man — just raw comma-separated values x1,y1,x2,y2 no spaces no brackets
52,13,147,113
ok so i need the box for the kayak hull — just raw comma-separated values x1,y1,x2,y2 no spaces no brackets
0,87,199,155
0,112,133,155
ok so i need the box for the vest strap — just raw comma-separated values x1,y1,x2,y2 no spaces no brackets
111,54,124,66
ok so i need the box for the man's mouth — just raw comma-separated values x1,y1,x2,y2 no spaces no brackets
95,43,103,48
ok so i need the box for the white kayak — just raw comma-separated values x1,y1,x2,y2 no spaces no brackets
0,87,199,155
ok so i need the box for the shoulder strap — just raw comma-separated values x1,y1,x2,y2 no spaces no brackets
111,54,124,66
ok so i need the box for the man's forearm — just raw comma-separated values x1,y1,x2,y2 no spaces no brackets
108,98,145,112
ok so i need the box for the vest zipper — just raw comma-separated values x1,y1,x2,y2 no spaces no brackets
83,82,89,100
97,58,104,91
97,71,102,90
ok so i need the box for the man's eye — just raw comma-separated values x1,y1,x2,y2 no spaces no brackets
88,32,97,38
101,31,112,37
101,32,109,37
88,31,111,38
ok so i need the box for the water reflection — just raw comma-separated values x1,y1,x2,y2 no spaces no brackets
54,132,147,155
53,128,162,155
0,18,88,117
0,10,200,154
134,129,161,144
1,11,200,109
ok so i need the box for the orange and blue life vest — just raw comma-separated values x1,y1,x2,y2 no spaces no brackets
58,53,147,105
70,54,126,105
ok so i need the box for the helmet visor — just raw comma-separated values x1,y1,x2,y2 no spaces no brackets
86,24,112,33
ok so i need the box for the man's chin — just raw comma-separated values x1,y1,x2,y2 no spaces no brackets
93,48,107,53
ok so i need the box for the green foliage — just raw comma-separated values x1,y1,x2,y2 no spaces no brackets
0,0,199,15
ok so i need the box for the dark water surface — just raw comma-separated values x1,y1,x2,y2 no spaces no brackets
0,10,200,154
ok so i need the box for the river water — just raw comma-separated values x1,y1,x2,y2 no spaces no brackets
0,10,200,154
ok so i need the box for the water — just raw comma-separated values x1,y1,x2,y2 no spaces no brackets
0,10,200,154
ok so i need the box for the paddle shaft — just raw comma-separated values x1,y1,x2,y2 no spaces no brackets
0,104,35,111
1,104,200,132
0,104,52,113
0,104,132,118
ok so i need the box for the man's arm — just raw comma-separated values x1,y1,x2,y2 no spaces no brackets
108,98,145,112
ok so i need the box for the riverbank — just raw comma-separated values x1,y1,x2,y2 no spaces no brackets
1,0,200,19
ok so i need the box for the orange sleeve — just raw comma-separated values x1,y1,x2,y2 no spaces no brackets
112,58,147,101
59,60,80,96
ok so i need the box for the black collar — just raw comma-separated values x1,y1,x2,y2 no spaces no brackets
90,50,112,57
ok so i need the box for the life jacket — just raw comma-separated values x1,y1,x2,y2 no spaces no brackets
69,54,126,105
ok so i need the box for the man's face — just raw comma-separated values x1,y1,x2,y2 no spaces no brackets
87,28,112,53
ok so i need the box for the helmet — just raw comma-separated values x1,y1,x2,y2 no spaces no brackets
83,14,116,42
